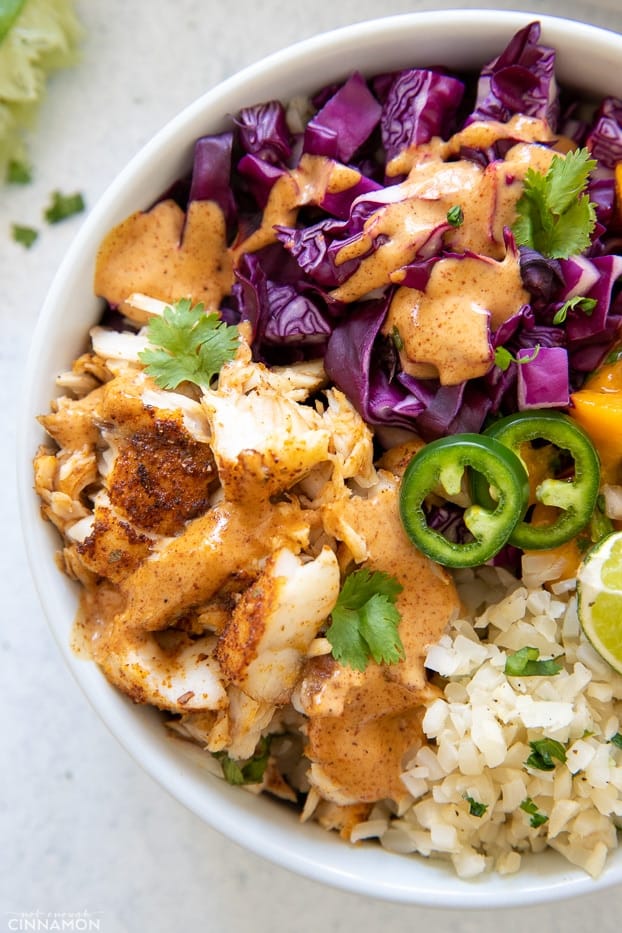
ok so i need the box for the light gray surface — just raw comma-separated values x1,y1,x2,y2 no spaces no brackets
3,1,622,930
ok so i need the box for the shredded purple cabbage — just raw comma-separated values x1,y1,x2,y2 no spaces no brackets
154,23,622,448
380,69,464,163
304,71,382,163
468,21,559,130
234,100,293,164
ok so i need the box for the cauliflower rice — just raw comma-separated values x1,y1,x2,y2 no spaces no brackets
346,566,622,879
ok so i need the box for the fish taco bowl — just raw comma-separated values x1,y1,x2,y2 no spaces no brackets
17,9,622,907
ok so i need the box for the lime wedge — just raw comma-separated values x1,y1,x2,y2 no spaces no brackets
577,532,622,674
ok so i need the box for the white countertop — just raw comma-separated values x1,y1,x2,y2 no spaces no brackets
3,1,622,930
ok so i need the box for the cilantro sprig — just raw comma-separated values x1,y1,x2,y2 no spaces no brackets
512,148,597,259
139,298,239,390
326,568,405,672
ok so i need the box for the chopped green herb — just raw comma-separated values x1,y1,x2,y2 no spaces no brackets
44,189,85,224
505,646,563,677
464,794,488,817
139,298,240,390
525,737,567,771
392,325,404,351
610,733,622,750
215,737,271,786
512,147,597,259
326,568,404,672
7,159,32,184
604,347,622,366
446,205,464,227
494,344,541,372
520,797,549,828
11,223,38,248
552,295,597,326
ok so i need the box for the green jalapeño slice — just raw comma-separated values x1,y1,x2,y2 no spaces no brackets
479,410,601,550
399,433,530,568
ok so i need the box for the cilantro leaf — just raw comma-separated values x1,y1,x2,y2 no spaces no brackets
520,797,548,828
525,737,567,771
44,190,85,224
139,298,239,390
512,148,597,259
505,646,562,677
610,733,622,750
546,147,597,214
326,568,405,672
11,223,38,248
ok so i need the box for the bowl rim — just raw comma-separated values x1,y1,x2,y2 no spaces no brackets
17,7,622,908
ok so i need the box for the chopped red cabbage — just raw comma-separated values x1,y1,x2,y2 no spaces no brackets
468,22,559,130
304,71,382,163
237,153,286,208
188,132,237,236
155,23,622,449
586,97,622,169
234,252,331,354
234,100,293,164
516,346,570,409
380,69,464,163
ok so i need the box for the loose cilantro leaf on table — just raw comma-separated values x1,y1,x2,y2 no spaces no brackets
525,737,567,771
44,189,85,223
326,568,405,672
505,646,562,677
11,223,38,248
139,298,239,390
512,148,597,259
520,797,549,828
7,159,32,184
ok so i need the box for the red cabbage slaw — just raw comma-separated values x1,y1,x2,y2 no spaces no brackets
108,21,622,444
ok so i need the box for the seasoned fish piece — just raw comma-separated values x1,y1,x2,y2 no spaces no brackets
217,547,340,705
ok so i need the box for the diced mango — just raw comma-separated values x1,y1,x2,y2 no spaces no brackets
569,386,622,483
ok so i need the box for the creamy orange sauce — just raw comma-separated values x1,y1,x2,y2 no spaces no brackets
302,656,425,805
115,498,309,633
384,250,529,385
95,199,234,308
302,475,459,804
230,154,366,261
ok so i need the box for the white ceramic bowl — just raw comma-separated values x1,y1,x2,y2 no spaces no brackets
18,9,622,908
